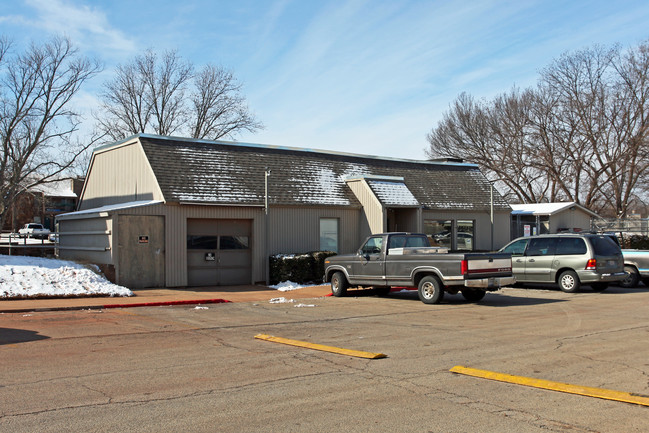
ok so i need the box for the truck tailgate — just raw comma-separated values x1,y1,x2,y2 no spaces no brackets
464,253,512,279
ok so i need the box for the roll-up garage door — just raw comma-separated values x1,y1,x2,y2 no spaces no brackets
187,219,252,286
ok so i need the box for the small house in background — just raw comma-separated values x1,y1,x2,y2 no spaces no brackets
2,178,83,232
56,134,512,289
510,202,600,238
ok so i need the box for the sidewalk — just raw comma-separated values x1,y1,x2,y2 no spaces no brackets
0,284,332,313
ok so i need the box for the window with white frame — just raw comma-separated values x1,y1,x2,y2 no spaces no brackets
320,218,339,252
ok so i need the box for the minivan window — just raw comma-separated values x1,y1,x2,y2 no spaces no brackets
501,238,529,256
526,238,556,256
589,235,621,256
556,237,587,255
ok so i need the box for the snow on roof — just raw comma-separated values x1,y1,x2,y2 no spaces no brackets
30,180,77,198
510,202,599,217
56,200,164,220
367,180,420,206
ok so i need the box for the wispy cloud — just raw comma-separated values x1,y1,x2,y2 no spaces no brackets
18,0,137,55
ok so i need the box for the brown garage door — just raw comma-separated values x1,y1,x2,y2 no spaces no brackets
187,219,252,286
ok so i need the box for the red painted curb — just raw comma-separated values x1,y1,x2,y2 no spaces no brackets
103,299,232,309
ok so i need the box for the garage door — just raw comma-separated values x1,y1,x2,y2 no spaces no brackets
187,219,252,286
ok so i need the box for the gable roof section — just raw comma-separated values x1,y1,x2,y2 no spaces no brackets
134,134,510,211
360,176,420,207
510,202,600,218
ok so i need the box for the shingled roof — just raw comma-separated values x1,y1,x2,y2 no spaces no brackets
135,134,510,211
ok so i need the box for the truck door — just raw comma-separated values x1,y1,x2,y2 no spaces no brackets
351,236,386,285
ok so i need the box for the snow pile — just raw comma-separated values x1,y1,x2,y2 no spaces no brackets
0,255,133,299
269,281,311,291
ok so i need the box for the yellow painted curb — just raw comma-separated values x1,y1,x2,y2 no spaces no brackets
255,334,387,359
450,365,649,407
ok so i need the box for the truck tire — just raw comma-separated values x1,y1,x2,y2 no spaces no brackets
558,270,580,293
461,289,486,302
418,276,444,304
620,265,639,288
331,272,349,297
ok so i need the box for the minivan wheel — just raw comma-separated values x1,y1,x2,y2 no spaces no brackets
558,270,580,293
330,272,349,297
620,265,639,288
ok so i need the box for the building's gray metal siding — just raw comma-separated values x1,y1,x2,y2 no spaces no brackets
58,216,114,264
117,203,265,286
269,206,362,255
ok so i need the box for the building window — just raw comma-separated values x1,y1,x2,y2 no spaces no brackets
187,235,218,250
457,220,474,251
424,220,452,248
220,236,250,250
424,219,475,250
320,218,339,252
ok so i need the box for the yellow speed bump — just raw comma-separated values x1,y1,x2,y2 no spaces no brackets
255,334,387,359
450,365,649,407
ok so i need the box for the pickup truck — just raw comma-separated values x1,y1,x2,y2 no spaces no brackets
617,249,649,288
18,223,51,239
323,232,515,304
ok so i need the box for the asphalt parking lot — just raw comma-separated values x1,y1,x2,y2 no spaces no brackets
2,285,649,432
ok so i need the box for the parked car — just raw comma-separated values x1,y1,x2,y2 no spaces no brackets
499,233,625,292
18,223,51,239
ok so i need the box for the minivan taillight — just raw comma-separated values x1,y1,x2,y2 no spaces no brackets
585,259,597,270
461,259,468,275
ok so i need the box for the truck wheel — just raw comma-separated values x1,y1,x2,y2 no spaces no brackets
461,289,486,302
331,272,349,297
558,270,580,293
619,265,639,288
418,276,444,304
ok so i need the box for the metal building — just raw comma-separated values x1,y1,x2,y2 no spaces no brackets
57,134,512,288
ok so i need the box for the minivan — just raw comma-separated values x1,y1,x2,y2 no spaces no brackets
499,234,625,292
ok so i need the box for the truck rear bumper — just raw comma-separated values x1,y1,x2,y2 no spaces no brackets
464,276,516,290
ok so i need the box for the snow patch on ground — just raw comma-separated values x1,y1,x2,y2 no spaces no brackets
0,255,133,299
269,281,314,291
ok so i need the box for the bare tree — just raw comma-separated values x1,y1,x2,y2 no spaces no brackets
97,50,262,141
427,40,649,216
0,36,102,230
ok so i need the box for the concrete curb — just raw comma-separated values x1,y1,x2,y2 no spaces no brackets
0,298,232,314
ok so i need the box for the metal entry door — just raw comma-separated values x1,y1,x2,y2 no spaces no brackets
187,219,252,286
117,215,165,288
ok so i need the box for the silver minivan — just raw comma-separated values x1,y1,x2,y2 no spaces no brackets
499,234,625,292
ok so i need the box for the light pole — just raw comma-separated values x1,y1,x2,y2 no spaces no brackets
264,168,271,285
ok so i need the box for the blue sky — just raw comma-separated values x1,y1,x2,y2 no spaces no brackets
2,0,649,159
